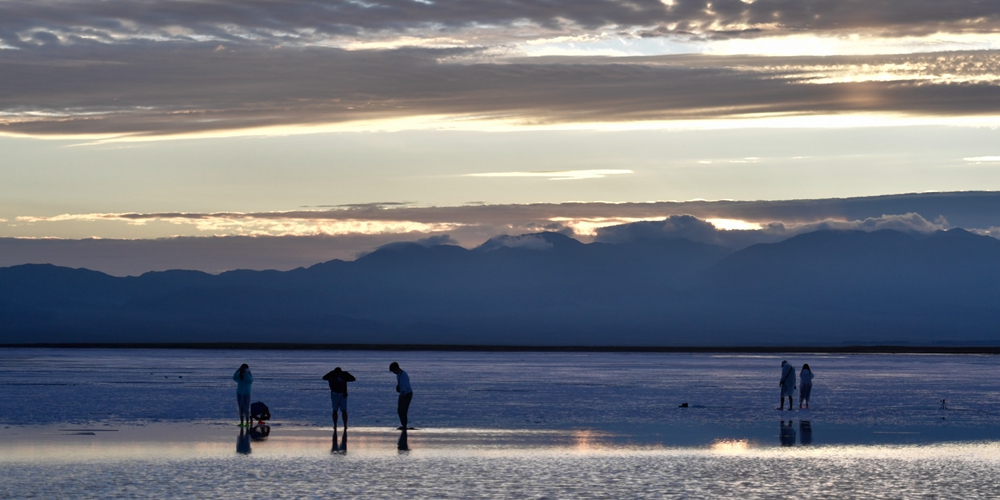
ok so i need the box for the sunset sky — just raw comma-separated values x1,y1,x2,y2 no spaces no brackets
3,0,1000,272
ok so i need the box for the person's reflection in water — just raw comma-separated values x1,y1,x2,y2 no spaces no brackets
779,420,796,447
397,429,409,452
332,428,348,454
237,427,251,455
248,423,270,442
799,420,812,445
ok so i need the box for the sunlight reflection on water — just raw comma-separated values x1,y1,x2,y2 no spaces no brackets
3,440,1000,499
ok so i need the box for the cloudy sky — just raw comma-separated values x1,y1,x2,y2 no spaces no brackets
3,0,1000,274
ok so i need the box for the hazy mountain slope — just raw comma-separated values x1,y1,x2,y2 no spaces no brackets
2,229,999,345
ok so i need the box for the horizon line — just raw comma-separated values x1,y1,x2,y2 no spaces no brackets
3,343,999,354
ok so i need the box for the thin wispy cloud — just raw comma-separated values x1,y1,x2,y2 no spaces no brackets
12,191,1000,241
964,156,1000,162
3,0,1000,50
466,169,633,181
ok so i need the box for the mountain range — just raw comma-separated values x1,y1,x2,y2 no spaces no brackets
2,228,999,346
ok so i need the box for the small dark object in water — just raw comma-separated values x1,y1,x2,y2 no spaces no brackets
679,403,689,408
940,399,948,410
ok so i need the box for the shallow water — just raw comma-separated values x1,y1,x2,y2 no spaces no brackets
4,441,1000,499
2,349,1000,497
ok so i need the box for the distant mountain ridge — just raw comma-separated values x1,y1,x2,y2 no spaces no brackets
2,229,999,346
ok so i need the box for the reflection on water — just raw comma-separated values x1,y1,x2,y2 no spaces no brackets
6,440,1000,499
397,429,409,451
710,439,750,453
249,424,270,442
332,429,348,454
799,420,812,445
779,420,796,447
236,428,251,455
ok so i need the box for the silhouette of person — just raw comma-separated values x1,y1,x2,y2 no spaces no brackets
236,427,251,454
389,361,413,450
799,420,812,445
232,364,254,426
778,360,796,411
799,364,814,409
322,367,356,435
779,420,796,446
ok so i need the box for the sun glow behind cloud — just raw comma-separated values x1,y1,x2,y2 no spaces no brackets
708,33,1000,57
705,218,764,231
15,213,465,237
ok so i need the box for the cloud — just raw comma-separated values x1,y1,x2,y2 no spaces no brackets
7,190,1000,275
3,0,1000,52
478,234,554,251
415,234,460,247
2,44,1000,138
466,169,633,180
594,213,949,249
964,156,1000,162
11,191,1000,256
0,211,965,276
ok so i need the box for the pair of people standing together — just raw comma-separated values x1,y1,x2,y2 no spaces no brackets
320,362,413,434
233,362,414,431
779,360,814,410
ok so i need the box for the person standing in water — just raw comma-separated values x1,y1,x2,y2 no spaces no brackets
232,363,254,426
389,362,413,429
799,364,814,409
322,367,356,434
778,360,796,411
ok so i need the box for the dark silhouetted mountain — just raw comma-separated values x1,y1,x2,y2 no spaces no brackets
2,229,1000,345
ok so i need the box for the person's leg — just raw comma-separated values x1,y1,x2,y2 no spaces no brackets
398,392,413,428
330,391,337,432
342,396,348,430
238,393,250,425
778,393,785,410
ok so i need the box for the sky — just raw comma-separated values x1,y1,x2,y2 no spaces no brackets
2,0,1000,274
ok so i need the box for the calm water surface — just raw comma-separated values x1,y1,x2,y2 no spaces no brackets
2,349,999,498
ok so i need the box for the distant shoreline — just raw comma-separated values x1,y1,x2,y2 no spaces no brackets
2,343,1000,354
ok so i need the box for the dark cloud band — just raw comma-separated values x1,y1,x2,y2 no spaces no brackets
2,46,999,137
